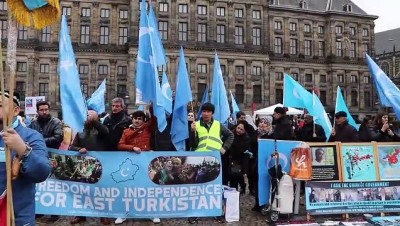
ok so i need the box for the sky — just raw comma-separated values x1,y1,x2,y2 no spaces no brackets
351,0,400,32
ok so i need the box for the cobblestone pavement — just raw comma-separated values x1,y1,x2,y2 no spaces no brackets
36,193,307,226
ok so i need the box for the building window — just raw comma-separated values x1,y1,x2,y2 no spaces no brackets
117,84,127,98
100,8,110,18
275,72,283,80
318,25,324,34
178,22,188,41
292,73,299,81
234,26,244,45
253,85,262,103
362,28,369,37
80,84,88,98
0,20,7,38
39,83,49,97
16,62,27,72
118,66,127,76
289,22,297,31
81,7,91,17
304,24,311,33
197,23,207,42
336,41,342,56
337,74,344,83
350,42,357,58
39,64,49,73
62,6,71,16
336,26,343,34
178,4,188,13
0,1,6,11
350,27,356,36
235,66,244,75
275,88,283,103
197,5,207,15
220,65,226,75
304,40,312,56
363,76,370,84
118,10,128,19
320,74,326,83
98,65,108,75
274,37,283,54
40,26,51,43
119,27,128,45
274,21,282,30
216,7,225,16
351,91,358,106
159,2,168,12
216,25,225,43
100,26,109,45
197,83,207,101
159,21,168,40
15,81,25,101
253,66,261,76
318,41,325,57
305,74,312,82
363,44,369,57
319,90,327,105
79,64,89,74
235,8,243,18
290,38,298,55
235,85,244,103
253,10,261,19
80,25,90,44
364,92,371,107
197,64,207,73
139,1,149,11
351,75,357,83
18,25,28,40
252,28,261,46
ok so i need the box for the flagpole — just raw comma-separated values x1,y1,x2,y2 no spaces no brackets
312,75,316,138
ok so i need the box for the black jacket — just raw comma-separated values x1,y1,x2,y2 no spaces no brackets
296,123,326,142
103,112,131,150
29,116,63,148
273,116,294,140
329,121,359,143
70,120,109,151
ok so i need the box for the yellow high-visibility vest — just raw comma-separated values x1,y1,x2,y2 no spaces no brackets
195,120,223,152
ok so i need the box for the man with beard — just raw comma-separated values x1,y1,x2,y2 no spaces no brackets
0,91,50,226
102,98,131,150
29,100,63,222
68,109,110,225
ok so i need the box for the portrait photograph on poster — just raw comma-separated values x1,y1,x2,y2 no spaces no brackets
340,144,378,182
376,143,400,180
309,143,341,181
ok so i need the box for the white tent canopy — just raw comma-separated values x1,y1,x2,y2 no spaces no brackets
254,103,304,116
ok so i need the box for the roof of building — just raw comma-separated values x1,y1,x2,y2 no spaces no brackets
271,0,374,17
375,28,400,55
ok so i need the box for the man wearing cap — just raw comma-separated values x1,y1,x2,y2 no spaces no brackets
329,111,359,142
296,114,326,142
272,107,294,140
189,102,233,224
0,91,51,226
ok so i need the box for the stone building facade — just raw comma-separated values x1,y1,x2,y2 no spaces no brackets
0,0,378,118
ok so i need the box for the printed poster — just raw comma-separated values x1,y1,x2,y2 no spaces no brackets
25,96,45,115
309,143,341,181
376,144,400,180
341,144,377,182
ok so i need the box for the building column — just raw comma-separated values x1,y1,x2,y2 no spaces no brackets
263,60,270,106
89,59,97,95
245,59,252,106
128,53,137,104
27,56,36,96
71,1,80,43
109,59,117,103
50,57,59,107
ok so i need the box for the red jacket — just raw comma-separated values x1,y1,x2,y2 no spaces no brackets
118,123,153,151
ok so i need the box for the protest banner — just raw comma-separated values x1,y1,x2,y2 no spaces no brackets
375,143,400,181
340,143,378,182
24,96,45,115
309,143,341,181
36,149,223,218
305,181,400,215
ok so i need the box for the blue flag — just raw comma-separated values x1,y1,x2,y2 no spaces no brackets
283,74,313,109
171,47,193,151
135,0,154,104
87,79,106,114
230,90,240,124
211,52,230,123
58,15,87,133
308,92,332,140
148,5,167,67
197,85,209,120
161,71,173,114
366,54,400,119
335,86,359,130
23,0,47,10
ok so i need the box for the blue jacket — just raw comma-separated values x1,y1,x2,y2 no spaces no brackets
0,123,51,226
